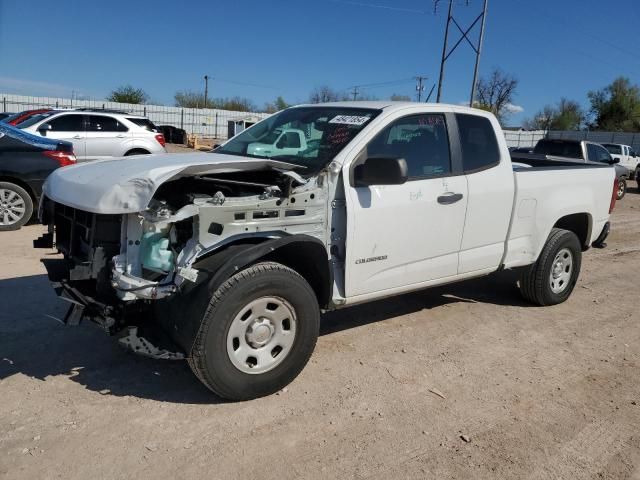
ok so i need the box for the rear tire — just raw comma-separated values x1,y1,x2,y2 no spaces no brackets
0,182,33,231
188,262,320,400
617,178,627,200
519,228,582,306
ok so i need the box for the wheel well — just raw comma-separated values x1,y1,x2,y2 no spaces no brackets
125,148,150,156
0,176,36,202
262,242,331,308
553,213,591,249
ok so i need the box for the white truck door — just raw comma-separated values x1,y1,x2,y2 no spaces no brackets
344,112,468,298
455,113,515,274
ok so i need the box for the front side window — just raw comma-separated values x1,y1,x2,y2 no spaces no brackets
86,115,128,132
215,107,381,175
49,115,84,132
591,144,612,163
456,114,500,172
365,114,451,178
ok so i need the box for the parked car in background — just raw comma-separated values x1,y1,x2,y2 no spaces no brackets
0,122,75,231
17,110,166,161
532,139,630,199
601,143,640,180
158,125,187,144
2,108,53,126
36,102,616,399
0,113,12,121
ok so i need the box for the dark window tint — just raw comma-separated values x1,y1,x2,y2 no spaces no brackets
127,117,158,132
86,115,128,132
456,114,500,172
590,144,612,163
49,115,84,132
534,140,582,159
603,144,622,155
281,131,301,148
367,114,451,178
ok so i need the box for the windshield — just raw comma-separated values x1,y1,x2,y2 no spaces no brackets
216,107,381,174
602,144,622,155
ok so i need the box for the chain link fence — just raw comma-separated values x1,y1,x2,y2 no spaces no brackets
0,93,269,140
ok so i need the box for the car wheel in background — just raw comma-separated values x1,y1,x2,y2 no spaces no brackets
519,228,582,306
124,149,151,156
616,178,627,200
0,182,33,231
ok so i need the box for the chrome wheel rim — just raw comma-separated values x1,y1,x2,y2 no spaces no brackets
549,248,573,294
0,188,26,226
618,181,625,197
227,296,297,374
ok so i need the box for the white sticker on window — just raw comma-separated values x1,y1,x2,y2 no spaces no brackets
329,115,370,126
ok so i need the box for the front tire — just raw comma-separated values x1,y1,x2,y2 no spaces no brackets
519,228,582,306
189,262,320,400
0,182,33,231
617,178,627,200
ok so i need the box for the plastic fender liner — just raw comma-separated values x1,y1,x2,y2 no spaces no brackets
153,234,331,354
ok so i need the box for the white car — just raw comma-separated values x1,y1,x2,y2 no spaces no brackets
602,143,640,179
18,110,167,161
37,102,616,400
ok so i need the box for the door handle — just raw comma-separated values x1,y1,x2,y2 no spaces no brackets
437,192,464,205
73,135,82,139
116,134,126,138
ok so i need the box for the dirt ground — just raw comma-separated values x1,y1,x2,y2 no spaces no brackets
1,184,640,480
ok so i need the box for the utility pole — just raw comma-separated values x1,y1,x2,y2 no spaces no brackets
434,0,488,106
204,75,210,109
415,76,427,102
351,86,360,101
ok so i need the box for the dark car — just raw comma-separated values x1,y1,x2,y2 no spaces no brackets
2,108,53,126
158,125,187,144
0,113,11,121
0,122,76,231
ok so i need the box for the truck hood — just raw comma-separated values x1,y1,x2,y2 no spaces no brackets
43,152,299,214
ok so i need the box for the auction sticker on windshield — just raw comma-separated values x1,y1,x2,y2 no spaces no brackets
329,115,371,126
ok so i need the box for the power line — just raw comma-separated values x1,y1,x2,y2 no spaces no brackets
326,0,427,14
351,86,360,100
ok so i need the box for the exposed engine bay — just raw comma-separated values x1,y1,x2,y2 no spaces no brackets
36,162,329,355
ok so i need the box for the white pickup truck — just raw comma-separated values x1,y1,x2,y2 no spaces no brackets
602,143,640,179
35,102,617,400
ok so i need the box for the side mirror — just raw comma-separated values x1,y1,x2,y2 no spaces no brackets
38,123,52,135
608,157,620,164
213,143,221,149
354,156,408,187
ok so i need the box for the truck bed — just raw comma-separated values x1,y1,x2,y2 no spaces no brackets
510,152,610,170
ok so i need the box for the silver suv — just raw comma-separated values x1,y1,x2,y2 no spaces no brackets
18,110,167,161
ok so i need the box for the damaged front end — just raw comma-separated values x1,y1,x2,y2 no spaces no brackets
36,162,327,359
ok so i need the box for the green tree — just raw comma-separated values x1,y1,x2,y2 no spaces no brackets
587,77,640,131
107,85,149,104
524,98,584,131
263,96,290,113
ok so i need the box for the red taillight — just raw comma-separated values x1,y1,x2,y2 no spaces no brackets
155,133,166,148
609,177,618,213
44,150,77,167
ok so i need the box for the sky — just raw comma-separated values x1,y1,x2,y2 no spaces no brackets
0,0,639,125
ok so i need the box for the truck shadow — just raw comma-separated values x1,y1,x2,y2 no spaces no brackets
0,269,528,404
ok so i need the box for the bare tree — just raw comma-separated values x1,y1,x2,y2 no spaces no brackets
309,86,348,103
474,69,519,123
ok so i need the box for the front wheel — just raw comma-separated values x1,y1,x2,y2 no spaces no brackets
519,228,582,306
188,262,320,400
617,178,627,200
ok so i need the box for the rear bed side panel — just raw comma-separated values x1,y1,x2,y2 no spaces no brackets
503,166,615,268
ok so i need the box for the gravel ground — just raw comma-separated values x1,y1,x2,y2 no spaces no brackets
1,184,639,479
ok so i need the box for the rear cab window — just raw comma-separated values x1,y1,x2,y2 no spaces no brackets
603,144,622,155
534,140,583,159
126,118,158,132
456,113,500,172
